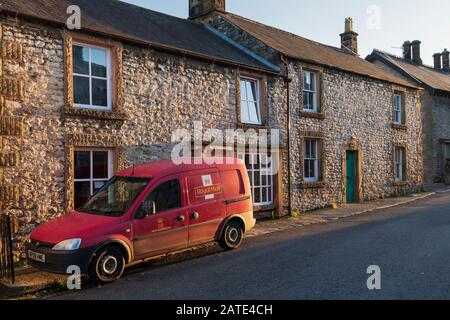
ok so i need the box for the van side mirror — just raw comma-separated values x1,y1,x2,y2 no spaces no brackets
140,200,156,218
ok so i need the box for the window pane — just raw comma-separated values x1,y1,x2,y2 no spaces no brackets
246,81,257,102
74,76,90,105
304,72,315,91
241,101,250,123
254,172,261,187
247,102,260,124
75,181,91,209
74,151,90,179
91,48,107,77
93,151,109,179
240,80,247,100
147,180,181,213
445,144,450,159
73,45,90,75
254,188,261,203
92,78,108,107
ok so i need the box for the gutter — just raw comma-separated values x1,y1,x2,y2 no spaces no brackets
0,9,280,76
280,55,292,217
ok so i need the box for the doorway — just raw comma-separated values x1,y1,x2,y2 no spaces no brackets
346,151,357,204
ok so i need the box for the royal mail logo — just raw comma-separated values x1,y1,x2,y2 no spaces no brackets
194,185,223,198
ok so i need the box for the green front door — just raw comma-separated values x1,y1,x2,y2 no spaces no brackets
346,151,357,204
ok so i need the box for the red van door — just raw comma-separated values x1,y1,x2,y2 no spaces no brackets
186,170,226,246
132,177,188,259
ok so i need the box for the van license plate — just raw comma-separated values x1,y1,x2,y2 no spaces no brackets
28,250,46,263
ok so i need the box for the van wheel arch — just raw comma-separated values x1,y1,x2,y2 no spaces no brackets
220,216,246,238
90,241,131,266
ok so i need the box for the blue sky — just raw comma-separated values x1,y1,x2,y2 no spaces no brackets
124,0,450,66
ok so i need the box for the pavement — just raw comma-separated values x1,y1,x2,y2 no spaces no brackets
1,184,450,299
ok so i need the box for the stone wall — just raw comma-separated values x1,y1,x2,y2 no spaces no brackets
0,15,287,257
204,14,424,213
288,61,423,212
372,59,450,184
431,94,450,181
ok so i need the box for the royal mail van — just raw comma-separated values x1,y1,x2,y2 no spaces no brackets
26,159,255,283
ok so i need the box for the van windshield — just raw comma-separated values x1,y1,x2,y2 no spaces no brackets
78,176,151,217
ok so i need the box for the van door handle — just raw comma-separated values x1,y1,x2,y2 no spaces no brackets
191,212,200,220
176,215,185,222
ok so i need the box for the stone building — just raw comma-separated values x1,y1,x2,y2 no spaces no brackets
0,0,286,256
192,1,424,212
0,0,424,256
367,43,450,184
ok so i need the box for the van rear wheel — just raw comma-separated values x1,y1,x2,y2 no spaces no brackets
89,246,125,284
220,220,244,250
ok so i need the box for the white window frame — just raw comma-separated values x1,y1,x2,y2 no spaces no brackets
304,139,319,182
238,153,274,206
394,93,403,124
303,71,318,113
240,77,262,125
73,42,113,111
395,147,405,182
74,149,114,197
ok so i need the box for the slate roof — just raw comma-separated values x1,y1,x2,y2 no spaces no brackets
0,0,276,72
222,12,419,89
367,50,450,94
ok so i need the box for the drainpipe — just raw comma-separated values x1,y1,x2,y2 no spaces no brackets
281,55,292,216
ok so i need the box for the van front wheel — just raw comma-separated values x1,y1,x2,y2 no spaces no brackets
220,220,244,250
89,246,125,284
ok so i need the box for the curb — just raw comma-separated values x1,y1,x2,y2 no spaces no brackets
246,191,438,238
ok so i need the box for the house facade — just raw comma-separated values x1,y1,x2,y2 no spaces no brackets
367,43,450,184
0,0,424,257
0,0,290,257
192,1,424,212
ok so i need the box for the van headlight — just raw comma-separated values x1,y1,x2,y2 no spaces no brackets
52,239,82,251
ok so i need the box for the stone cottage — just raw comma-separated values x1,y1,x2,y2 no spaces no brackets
0,0,424,255
367,43,450,184
191,0,424,212
0,0,288,256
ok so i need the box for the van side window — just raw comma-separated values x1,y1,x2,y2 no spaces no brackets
146,180,181,213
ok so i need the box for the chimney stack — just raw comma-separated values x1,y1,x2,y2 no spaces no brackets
340,17,358,55
433,53,442,70
403,41,412,60
411,40,423,64
189,0,225,20
442,49,450,72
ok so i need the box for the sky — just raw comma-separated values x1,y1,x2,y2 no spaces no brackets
123,0,450,66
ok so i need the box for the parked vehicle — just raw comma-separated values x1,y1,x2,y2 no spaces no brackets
26,159,255,283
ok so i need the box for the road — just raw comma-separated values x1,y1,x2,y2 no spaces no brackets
49,192,450,300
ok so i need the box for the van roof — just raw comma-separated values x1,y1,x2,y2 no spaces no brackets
117,159,245,179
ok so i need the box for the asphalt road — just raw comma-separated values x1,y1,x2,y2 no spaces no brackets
49,192,450,300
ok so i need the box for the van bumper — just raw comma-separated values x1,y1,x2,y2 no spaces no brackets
25,242,95,275
241,211,256,232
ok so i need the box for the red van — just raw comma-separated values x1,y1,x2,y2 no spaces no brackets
26,159,255,283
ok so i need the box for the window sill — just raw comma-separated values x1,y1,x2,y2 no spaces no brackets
299,181,326,189
253,204,276,212
394,181,408,187
63,107,127,121
237,123,271,130
299,111,325,120
392,123,408,131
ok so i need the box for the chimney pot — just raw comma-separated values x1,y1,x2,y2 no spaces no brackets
411,40,423,65
442,49,450,72
433,53,442,70
340,17,358,55
403,41,412,60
